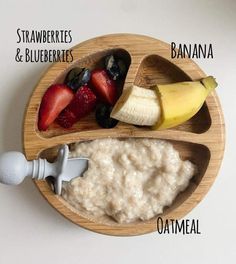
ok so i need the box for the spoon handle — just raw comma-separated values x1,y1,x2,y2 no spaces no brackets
0,152,58,185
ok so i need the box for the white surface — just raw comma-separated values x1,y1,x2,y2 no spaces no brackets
0,0,235,263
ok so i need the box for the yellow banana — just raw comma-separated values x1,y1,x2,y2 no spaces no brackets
111,76,217,130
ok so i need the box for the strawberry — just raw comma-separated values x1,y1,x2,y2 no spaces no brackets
56,108,77,128
57,85,97,128
90,69,117,105
38,84,74,131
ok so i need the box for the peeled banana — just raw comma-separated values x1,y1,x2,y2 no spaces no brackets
111,76,217,130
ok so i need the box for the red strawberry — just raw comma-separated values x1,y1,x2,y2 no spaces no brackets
90,69,117,105
38,84,74,131
56,108,77,128
57,85,97,128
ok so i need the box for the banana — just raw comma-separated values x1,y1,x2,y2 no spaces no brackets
111,76,217,130
110,85,161,126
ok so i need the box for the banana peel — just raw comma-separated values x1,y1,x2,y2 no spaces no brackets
153,76,217,130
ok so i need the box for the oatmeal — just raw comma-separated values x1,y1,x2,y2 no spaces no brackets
62,138,196,223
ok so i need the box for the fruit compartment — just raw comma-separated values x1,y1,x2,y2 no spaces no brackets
40,138,210,226
37,48,131,138
134,54,212,134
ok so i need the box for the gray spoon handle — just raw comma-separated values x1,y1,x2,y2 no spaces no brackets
0,151,59,185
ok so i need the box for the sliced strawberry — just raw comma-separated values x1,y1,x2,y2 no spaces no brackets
38,84,74,131
57,85,97,128
90,69,117,105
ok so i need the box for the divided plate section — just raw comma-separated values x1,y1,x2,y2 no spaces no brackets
134,55,212,133
38,48,131,138
39,137,210,226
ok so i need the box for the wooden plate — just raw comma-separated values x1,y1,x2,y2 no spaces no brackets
23,34,225,236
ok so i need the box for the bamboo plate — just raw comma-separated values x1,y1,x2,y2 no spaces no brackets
23,34,225,236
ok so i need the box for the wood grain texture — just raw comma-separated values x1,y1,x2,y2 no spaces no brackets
23,34,225,236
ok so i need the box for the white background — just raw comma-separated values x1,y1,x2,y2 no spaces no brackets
0,0,235,263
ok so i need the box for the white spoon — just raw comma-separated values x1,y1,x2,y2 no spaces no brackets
0,145,88,195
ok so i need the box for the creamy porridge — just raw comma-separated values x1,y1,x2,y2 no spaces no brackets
62,138,196,223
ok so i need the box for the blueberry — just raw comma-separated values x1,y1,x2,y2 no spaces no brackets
105,55,120,81
64,67,83,84
117,59,127,77
78,68,91,86
66,68,91,91
105,55,127,81
95,103,118,128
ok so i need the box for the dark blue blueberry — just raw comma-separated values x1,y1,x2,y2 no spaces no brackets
65,68,91,92
77,68,91,86
95,103,118,128
105,55,127,81
105,55,120,80
65,67,83,85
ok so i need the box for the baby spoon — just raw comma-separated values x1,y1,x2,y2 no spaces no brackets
0,145,88,195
